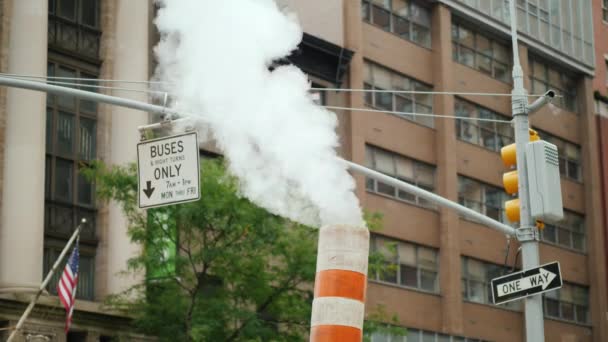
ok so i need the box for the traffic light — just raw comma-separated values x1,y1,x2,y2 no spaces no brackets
500,129,563,223
500,129,540,223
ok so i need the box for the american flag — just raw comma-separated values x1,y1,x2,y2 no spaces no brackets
57,240,79,332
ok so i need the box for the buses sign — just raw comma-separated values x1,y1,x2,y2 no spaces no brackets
137,132,200,209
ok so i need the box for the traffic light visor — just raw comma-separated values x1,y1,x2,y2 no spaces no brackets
501,143,517,168
503,171,518,195
500,131,540,168
505,198,520,222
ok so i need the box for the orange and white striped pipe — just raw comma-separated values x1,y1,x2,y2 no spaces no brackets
310,225,369,342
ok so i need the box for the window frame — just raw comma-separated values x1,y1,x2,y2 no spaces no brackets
543,282,590,324
536,129,582,182
44,57,99,301
361,0,432,48
458,0,593,66
528,56,578,112
365,145,436,209
540,210,586,253
603,0,608,23
451,22,512,83
461,256,522,311
48,0,102,61
370,234,440,294
454,98,513,152
310,83,327,106
363,61,435,128
368,325,490,342
457,176,509,223
43,238,96,300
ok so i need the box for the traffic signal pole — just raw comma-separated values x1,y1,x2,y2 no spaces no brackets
508,0,544,340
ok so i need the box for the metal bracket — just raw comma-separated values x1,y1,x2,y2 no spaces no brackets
515,225,539,242
512,96,528,116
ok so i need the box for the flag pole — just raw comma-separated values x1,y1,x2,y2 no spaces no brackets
6,218,87,342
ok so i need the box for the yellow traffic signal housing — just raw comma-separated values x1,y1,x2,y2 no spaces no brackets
500,129,540,223
500,129,539,168
505,198,520,222
503,170,518,195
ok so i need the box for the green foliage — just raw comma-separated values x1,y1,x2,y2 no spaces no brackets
86,159,400,341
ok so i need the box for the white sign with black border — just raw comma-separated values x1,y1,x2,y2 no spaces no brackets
491,261,562,305
137,132,200,209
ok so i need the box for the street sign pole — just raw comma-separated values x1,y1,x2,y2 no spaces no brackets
508,0,544,340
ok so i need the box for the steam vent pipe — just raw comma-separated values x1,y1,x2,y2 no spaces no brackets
310,225,370,341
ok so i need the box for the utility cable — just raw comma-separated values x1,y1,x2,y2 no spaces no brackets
312,87,563,98
324,105,513,124
0,74,167,95
0,73,563,98
502,235,512,275
2,73,517,125
0,72,167,85
512,246,522,272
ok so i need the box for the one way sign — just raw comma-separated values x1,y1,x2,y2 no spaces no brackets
491,261,562,305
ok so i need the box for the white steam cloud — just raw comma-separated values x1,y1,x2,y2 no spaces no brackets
153,0,364,228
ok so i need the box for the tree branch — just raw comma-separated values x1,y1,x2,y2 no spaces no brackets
225,276,299,341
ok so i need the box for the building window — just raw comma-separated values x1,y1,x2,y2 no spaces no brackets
48,0,101,60
451,23,511,83
544,282,589,324
541,210,585,252
529,57,578,112
458,176,509,223
370,234,439,293
537,130,582,182
461,257,522,311
455,98,513,152
368,325,490,342
363,61,434,128
44,60,98,301
365,145,436,209
310,84,326,106
604,0,608,22
455,0,593,66
361,0,431,48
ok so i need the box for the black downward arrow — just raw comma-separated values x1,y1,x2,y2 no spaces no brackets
143,181,155,198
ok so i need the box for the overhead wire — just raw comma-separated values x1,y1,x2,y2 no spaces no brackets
0,73,526,124
324,105,513,124
0,73,167,96
0,72,167,85
43,79,167,95
0,72,563,98
311,87,563,98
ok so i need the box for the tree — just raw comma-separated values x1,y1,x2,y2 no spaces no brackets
86,158,402,341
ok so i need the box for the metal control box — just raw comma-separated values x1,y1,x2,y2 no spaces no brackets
525,141,564,221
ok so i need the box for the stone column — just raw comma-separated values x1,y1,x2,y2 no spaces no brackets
104,0,150,295
0,0,47,293
431,4,463,335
